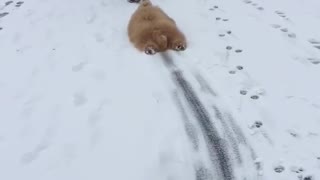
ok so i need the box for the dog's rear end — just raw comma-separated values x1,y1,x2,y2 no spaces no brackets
127,0,168,54
127,0,187,55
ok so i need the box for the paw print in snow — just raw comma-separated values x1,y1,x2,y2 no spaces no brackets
5,1,13,6
274,165,285,173
15,1,24,7
0,12,9,18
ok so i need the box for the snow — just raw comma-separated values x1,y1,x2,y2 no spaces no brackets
0,0,320,179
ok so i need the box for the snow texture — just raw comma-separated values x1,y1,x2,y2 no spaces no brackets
0,0,320,179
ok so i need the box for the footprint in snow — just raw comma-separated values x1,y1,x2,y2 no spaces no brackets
229,65,244,75
215,17,229,21
290,166,314,180
257,7,264,11
303,176,313,180
270,24,296,38
274,165,285,173
72,61,88,72
290,166,304,174
271,24,281,29
73,92,87,107
235,49,243,53
288,33,297,38
243,0,252,4
249,121,263,129
275,11,285,16
308,39,320,50
308,39,320,45
209,5,219,11
314,45,320,50
287,129,300,138
240,90,247,95
15,1,24,7
5,1,13,6
226,46,243,53
253,121,263,128
229,70,236,74
236,65,244,70
0,12,9,18
279,14,286,18
240,87,265,99
218,31,231,37
250,95,259,99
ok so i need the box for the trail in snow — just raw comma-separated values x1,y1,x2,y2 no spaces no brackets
1,0,320,179
161,52,263,180
162,53,234,180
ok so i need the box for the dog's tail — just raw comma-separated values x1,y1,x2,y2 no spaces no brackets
140,0,152,7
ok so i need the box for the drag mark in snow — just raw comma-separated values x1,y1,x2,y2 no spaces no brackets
212,106,242,164
172,90,200,151
194,74,217,97
224,113,248,144
172,70,233,180
161,53,234,180
196,165,212,180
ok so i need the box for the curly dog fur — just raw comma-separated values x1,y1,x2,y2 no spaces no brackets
127,0,187,55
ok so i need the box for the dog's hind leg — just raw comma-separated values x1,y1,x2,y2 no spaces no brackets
144,46,157,55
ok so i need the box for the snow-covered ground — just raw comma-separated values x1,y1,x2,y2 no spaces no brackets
1,0,320,179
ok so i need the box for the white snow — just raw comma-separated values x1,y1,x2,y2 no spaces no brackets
0,0,320,179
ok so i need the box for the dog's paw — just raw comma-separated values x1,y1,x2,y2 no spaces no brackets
173,43,186,51
144,46,156,55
